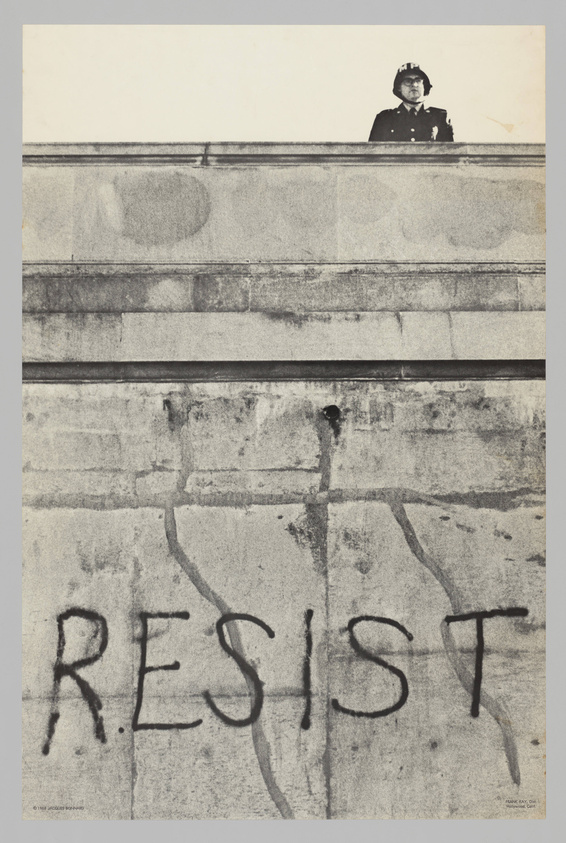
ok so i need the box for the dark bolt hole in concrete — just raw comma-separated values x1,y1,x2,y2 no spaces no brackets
323,405,341,421
322,405,342,439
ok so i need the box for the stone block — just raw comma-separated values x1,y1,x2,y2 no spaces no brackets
210,166,339,262
336,166,545,263
402,502,546,627
400,312,453,358
365,274,459,312
191,272,250,312
23,314,123,362
135,469,179,498
132,697,327,819
23,273,196,314
339,380,545,435
184,389,320,471
24,384,133,432
250,268,366,313
22,508,138,699
119,312,404,361
23,384,184,477
23,430,122,472
22,698,132,820
519,274,546,310
70,166,214,263
331,428,544,494
154,504,327,693
329,381,545,496
444,274,520,311
24,311,546,363
328,502,456,651
22,167,75,262
327,652,544,818
450,312,545,359
327,501,545,652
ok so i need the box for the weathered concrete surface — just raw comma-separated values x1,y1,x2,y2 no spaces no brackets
22,381,545,819
23,144,545,264
22,144,545,367
21,142,545,820
22,311,545,363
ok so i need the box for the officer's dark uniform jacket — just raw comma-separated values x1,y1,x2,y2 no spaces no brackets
369,105,454,142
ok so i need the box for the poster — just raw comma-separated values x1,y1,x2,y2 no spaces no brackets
22,25,546,821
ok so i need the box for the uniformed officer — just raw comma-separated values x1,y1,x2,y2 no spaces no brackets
368,62,454,142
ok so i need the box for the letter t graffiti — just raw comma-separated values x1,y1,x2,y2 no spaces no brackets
444,607,529,717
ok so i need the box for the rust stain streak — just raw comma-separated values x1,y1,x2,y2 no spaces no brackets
387,497,522,785
162,393,294,819
313,408,333,818
440,622,521,784
163,503,295,818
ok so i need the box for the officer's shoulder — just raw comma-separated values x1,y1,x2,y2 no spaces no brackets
375,108,400,118
425,106,448,116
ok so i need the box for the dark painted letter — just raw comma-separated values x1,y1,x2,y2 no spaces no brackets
301,609,314,730
203,613,275,727
133,611,202,731
332,615,413,718
43,608,109,755
444,607,528,717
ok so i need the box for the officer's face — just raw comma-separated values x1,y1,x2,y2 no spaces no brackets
400,74,425,102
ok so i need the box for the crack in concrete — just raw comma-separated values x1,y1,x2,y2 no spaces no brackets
23,486,544,512
387,497,522,785
440,622,521,784
130,555,140,819
313,408,333,819
161,391,294,819
388,497,466,610
163,504,294,818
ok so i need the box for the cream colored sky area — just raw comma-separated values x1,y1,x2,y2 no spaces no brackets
23,25,545,143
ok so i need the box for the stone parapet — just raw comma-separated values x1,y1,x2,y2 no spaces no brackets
23,142,545,265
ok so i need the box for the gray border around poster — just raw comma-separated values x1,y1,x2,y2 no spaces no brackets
4,2,563,842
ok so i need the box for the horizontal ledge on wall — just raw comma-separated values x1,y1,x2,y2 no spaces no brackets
22,142,546,167
22,311,546,362
22,261,547,273
22,360,546,383
22,262,546,314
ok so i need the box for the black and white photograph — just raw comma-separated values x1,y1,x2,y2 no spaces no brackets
21,24,546,821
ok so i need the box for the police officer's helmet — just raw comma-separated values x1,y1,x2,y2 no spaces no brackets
393,62,432,99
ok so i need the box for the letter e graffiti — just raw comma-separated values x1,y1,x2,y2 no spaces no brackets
132,612,202,731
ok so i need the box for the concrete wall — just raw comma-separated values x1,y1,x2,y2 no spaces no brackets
22,143,545,820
